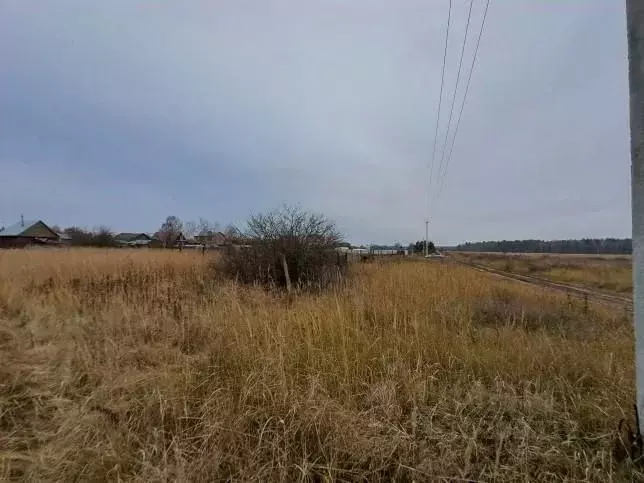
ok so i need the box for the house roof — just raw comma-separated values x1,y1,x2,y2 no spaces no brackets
127,239,153,246
115,232,152,242
0,220,58,239
0,220,39,237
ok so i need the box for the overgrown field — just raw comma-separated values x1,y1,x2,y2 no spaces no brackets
451,252,633,295
0,249,639,481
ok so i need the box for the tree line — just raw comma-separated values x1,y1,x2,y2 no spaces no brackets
408,241,437,254
453,238,632,255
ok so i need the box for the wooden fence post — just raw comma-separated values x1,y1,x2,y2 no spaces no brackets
282,254,292,294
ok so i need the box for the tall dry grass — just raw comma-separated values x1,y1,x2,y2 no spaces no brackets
0,249,638,481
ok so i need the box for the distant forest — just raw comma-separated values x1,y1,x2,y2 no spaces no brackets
453,238,632,255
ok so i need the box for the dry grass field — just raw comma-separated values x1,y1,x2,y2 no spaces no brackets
450,252,633,296
0,249,639,481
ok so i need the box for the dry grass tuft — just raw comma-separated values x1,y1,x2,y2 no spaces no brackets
0,249,639,481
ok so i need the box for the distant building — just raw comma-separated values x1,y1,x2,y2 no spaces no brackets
114,232,154,247
56,232,72,245
0,219,61,248
194,231,229,248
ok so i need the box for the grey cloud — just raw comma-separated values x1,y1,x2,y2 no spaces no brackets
0,0,631,245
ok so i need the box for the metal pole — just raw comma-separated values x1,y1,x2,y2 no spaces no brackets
627,0,644,434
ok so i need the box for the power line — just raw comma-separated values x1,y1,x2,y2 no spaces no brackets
432,0,474,210
427,0,452,216
434,0,491,213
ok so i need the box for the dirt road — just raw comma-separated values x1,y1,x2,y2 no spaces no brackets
448,256,633,312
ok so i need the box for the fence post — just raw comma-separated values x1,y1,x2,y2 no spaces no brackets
281,254,292,294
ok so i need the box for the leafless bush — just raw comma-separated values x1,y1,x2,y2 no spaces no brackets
218,205,348,290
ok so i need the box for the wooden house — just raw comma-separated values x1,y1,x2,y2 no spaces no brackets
0,219,61,248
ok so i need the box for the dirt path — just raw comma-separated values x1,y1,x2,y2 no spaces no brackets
448,256,633,312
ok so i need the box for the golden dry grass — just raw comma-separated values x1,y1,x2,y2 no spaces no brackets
0,249,639,481
452,252,633,295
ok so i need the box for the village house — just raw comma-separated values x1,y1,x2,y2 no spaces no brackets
150,231,188,248
0,219,62,248
193,231,230,248
114,232,157,247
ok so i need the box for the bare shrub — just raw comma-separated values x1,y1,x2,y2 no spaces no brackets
218,205,348,290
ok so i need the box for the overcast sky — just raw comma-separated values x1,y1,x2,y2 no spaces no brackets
0,1,630,245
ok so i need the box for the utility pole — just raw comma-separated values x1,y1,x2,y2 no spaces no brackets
424,219,430,257
627,0,644,437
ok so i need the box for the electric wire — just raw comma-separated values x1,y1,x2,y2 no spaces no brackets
431,0,474,212
433,0,491,214
427,0,452,217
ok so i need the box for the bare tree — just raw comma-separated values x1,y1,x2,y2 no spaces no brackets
62,226,115,247
223,223,240,241
197,217,220,235
92,226,116,247
64,226,93,246
157,216,183,248
218,205,346,290
184,220,198,240
245,205,342,247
